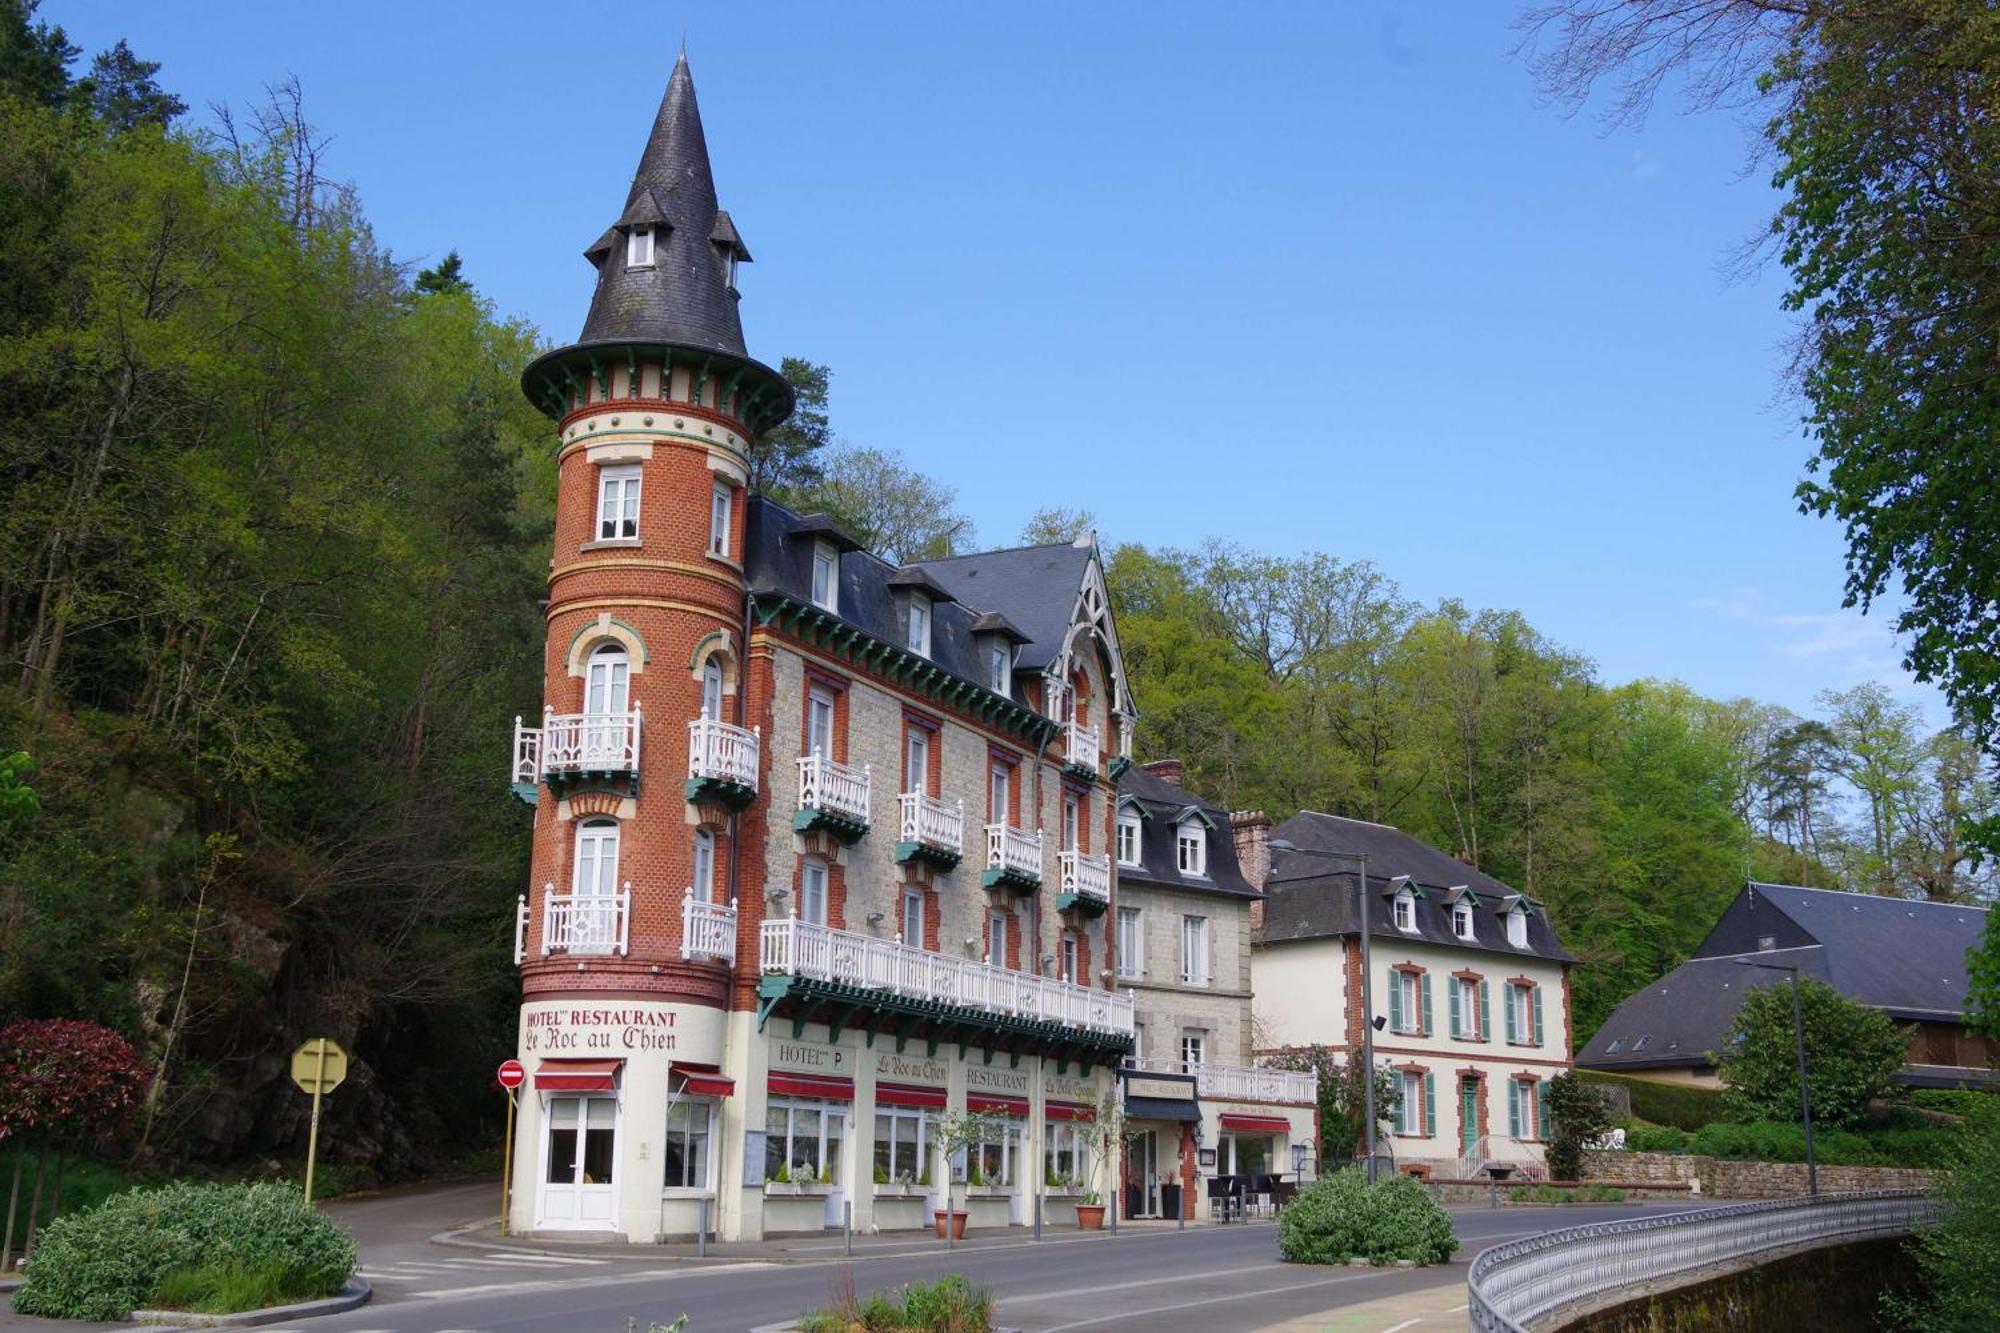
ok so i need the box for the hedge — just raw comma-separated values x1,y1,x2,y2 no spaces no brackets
1576,1070,1727,1131
1683,1121,1956,1168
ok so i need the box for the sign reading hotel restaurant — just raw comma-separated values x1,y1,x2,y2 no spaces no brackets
1123,1075,1198,1102
876,1052,948,1084
523,1003,680,1054
771,1037,848,1074
965,1065,1030,1095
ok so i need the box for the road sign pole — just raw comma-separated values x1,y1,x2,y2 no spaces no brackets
500,1087,517,1237
304,1040,327,1205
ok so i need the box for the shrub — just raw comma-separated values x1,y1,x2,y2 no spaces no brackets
1883,1097,2000,1331
1277,1167,1456,1266
1624,1125,1693,1154
13,1181,356,1321
797,1274,993,1332
1683,1119,1955,1167
1545,1072,1612,1181
1576,1071,1726,1132
1716,978,1904,1130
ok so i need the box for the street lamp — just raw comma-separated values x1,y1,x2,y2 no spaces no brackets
1269,839,1409,1183
1733,957,1817,1196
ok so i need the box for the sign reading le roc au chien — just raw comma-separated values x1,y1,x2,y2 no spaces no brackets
524,1005,680,1053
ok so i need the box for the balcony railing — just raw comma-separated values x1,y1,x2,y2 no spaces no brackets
898,791,964,856
511,721,541,787
542,883,631,957
1059,849,1111,903
798,752,871,825
688,713,760,792
1124,1056,1318,1105
681,889,737,964
1063,719,1100,774
538,708,642,777
761,915,1134,1037
514,893,530,965
985,823,1044,883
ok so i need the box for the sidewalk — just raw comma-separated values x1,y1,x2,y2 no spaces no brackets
1256,1272,1468,1332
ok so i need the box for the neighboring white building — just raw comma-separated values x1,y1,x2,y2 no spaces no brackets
1248,812,1576,1178
1113,762,1317,1220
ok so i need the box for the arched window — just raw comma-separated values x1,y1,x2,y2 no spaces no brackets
700,656,724,721
586,643,631,716
574,819,621,898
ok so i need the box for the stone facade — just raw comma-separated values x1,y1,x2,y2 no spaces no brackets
1581,1150,1935,1199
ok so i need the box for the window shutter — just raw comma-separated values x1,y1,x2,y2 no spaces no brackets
1504,986,1517,1044
1480,980,1492,1041
1388,975,1404,1034
1423,1072,1436,1138
1536,1081,1550,1141
1532,984,1545,1047
1421,973,1434,1037
1507,1079,1520,1137
1448,979,1462,1038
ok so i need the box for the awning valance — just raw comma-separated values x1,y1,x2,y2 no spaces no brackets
1045,1100,1095,1123
1219,1113,1291,1134
877,1081,948,1110
769,1072,854,1102
1126,1095,1202,1123
968,1093,1030,1116
673,1062,735,1098
534,1058,623,1092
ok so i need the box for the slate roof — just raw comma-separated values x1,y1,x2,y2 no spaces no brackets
1576,883,1991,1074
1256,811,1577,964
1114,766,1258,900
578,55,749,357
915,543,1094,672
744,498,1071,710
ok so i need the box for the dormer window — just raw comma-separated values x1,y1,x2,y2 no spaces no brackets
907,593,931,657
719,247,739,290
627,227,655,269
1507,906,1528,949
987,644,1011,695
1393,889,1417,932
1116,810,1142,866
1452,903,1474,941
1176,821,1207,877
810,542,838,612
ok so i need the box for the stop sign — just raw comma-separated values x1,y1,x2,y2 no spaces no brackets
497,1058,526,1090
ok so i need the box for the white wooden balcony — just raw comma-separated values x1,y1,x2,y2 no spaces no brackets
1059,849,1111,903
1063,719,1100,775
797,753,871,833
513,894,530,965
687,713,760,795
1124,1056,1318,1106
760,915,1135,1037
984,823,1044,888
541,883,630,957
897,791,964,860
512,708,642,793
681,889,737,964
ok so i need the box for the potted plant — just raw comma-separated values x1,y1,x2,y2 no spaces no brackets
931,1109,996,1246
1075,1087,1128,1230
1076,1189,1107,1230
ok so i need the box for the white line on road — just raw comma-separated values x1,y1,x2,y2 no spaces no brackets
1036,1269,1395,1332
1383,1319,1423,1333
1000,1262,1287,1305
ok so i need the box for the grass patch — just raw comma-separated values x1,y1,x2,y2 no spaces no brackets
797,1273,992,1332
1509,1184,1627,1204
1576,1071,1727,1132
0,1146,155,1231
148,1258,344,1314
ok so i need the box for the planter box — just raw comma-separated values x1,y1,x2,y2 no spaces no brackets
763,1181,833,1196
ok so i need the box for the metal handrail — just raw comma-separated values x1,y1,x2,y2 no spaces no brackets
1123,1055,1317,1105
1466,1189,1937,1332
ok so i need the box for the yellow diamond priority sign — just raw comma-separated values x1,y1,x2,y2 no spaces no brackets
290,1037,348,1096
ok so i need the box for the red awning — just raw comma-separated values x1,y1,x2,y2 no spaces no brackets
1219,1113,1291,1134
1044,1100,1096,1123
768,1072,854,1102
673,1062,735,1098
877,1081,948,1109
968,1093,1030,1116
534,1059,623,1092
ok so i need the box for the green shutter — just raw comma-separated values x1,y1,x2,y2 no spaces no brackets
1504,985,1517,1044
1480,980,1492,1041
1421,973,1434,1037
1536,1081,1550,1141
1507,1079,1520,1137
1448,977,1462,1038
1533,984,1545,1047
1423,1072,1436,1138
1388,974,1404,1034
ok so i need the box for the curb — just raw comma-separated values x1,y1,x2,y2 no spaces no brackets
126,1279,371,1328
429,1224,757,1265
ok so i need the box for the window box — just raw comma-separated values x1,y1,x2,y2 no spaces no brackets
872,1181,926,1198
763,1180,833,1197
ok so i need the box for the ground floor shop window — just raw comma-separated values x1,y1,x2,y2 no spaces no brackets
1044,1120,1090,1189
664,1099,712,1190
546,1096,617,1185
874,1107,929,1185
969,1118,1021,1187
1218,1132,1273,1177
767,1099,843,1184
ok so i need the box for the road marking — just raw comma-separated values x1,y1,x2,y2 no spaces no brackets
1384,1320,1422,1332
1037,1269,1390,1331
1001,1262,1287,1305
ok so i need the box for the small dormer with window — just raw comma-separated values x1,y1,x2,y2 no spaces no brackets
1114,798,1144,868
1174,809,1212,878
1506,901,1530,949
711,209,750,293
1393,886,1418,932
969,611,1029,702
885,567,955,662
1445,885,1479,942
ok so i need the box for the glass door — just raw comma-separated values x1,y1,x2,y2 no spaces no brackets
537,1094,618,1229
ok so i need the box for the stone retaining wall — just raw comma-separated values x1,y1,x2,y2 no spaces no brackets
1581,1151,1933,1199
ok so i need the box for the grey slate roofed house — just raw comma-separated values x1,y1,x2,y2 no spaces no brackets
1116,764,1258,899
1257,810,1577,964
916,542,1096,674
1576,882,1998,1088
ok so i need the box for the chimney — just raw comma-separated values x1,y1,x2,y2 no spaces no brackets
1231,809,1272,931
1141,758,1183,786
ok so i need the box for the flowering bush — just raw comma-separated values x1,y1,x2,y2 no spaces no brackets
0,1018,150,1148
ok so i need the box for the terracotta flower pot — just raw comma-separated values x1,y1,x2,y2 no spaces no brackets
1075,1203,1107,1231
934,1209,968,1239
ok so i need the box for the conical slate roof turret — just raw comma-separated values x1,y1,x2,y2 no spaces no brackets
579,54,748,354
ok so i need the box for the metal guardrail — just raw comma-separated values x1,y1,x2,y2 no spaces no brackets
1467,1189,1936,1332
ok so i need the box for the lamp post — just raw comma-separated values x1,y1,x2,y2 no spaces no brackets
1733,957,1816,1196
1270,841,1408,1183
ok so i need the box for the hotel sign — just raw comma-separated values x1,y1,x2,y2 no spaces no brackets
1123,1075,1197,1102
771,1038,849,1074
965,1066,1030,1095
877,1052,948,1085
523,1003,680,1054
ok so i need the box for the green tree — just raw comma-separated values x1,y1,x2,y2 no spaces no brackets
750,356,832,496
1543,1071,1612,1181
1883,1096,2000,1332
786,445,975,564
413,250,469,296
1715,977,1905,1130
1020,507,1095,546
1967,906,2000,1041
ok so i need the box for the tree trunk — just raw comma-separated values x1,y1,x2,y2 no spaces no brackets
48,1151,63,1225
22,1153,43,1260
3,1145,21,1271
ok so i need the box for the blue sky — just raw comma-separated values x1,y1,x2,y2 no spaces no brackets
58,1,1942,728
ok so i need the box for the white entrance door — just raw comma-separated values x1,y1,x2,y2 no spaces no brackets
538,1095,618,1228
